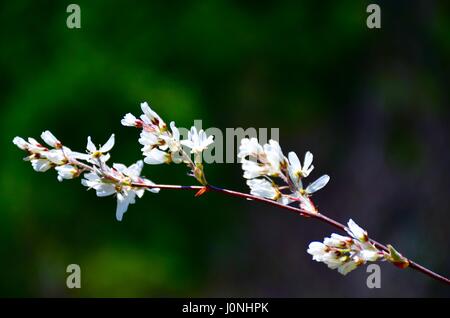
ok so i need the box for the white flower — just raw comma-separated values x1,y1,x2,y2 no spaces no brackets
55,164,79,181
307,242,327,261
337,260,359,275
113,160,159,221
346,219,368,242
139,130,160,149
81,171,116,197
137,117,182,165
287,151,314,188
13,135,83,174
246,178,295,205
263,140,287,176
121,113,141,127
27,138,48,152
13,137,47,154
160,121,181,153
143,148,171,165
46,147,80,165
13,137,29,150
86,134,115,163
41,130,62,149
140,102,166,131
111,160,155,186
359,249,382,262
81,160,159,221
238,138,329,213
238,138,263,159
14,136,54,172
307,220,382,275
304,175,330,195
241,159,268,179
307,238,360,275
239,139,287,179
123,104,182,166
323,233,352,248
16,130,92,179
180,126,214,154
247,178,281,201
31,159,53,172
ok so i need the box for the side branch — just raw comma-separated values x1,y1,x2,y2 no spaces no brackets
131,181,450,285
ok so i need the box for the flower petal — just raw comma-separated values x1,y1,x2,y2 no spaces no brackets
86,136,96,152
305,175,330,194
303,151,313,171
100,134,115,153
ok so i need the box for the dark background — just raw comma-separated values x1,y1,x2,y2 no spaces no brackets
0,0,449,297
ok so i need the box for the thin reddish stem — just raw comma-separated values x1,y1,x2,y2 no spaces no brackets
130,181,450,285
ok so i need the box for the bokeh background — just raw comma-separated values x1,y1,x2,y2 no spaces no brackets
1,0,449,297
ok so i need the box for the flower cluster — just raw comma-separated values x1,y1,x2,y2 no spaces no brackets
13,131,86,180
13,102,216,220
307,219,383,275
238,138,329,213
13,130,159,221
122,102,214,184
81,160,159,221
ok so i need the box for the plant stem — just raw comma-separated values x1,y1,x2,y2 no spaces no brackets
131,181,450,285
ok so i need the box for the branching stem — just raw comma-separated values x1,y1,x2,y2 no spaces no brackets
129,181,450,285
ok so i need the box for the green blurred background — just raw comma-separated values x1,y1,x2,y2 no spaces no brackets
1,0,449,297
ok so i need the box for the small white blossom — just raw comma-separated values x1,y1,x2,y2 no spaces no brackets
139,130,160,149
86,134,115,163
121,113,142,127
143,148,171,165
140,102,166,131
323,233,353,248
81,171,116,196
134,107,182,165
27,138,48,153
12,137,29,151
360,249,382,262
247,178,281,201
239,138,329,213
247,178,293,205
41,130,62,149
13,137,47,154
287,151,314,188
307,220,383,275
31,159,53,172
180,126,214,155
263,140,287,176
346,219,368,242
160,121,182,153
241,159,269,179
47,147,79,165
14,135,54,172
81,160,159,221
55,164,79,181
239,139,286,179
307,242,328,261
238,138,264,159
